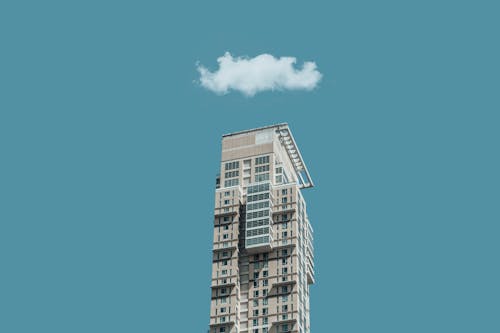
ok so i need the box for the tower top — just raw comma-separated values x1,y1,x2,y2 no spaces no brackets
223,123,314,188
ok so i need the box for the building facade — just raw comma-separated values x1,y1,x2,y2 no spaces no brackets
209,124,315,333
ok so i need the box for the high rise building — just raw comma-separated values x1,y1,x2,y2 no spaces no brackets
209,124,315,333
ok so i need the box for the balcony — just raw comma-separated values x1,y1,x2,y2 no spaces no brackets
214,209,239,218
213,240,238,252
273,313,298,325
272,206,296,215
245,241,273,254
273,276,297,288
274,241,296,251
209,319,235,328
306,262,315,285
211,281,237,289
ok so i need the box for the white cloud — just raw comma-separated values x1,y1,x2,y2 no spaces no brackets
197,52,322,96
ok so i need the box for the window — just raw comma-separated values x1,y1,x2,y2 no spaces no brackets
263,317,268,325
220,307,226,313
224,170,239,178
253,290,259,297
262,289,268,296
281,295,288,302
253,280,258,287
221,270,227,275
222,251,228,257
281,286,288,293
224,199,230,205
262,308,268,315
246,227,269,237
282,249,288,256
247,210,269,220
219,327,226,333
263,270,268,277
253,299,258,306
263,298,268,305
223,234,229,239
253,309,259,316
282,189,288,195
282,214,288,221
225,161,239,170
246,218,270,229
222,260,228,266
223,225,229,230
224,191,230,196
263,279,268,286
255,156,269,165
247,236,270,247
254,272,259,279
247,192,270,202
221,297,227,303
248,182,270,194
224,178,239,187
221,287,227,295
255,173,270,182
253,319,258,326
282,267,288,275
282,197,287,204
255,165,270,173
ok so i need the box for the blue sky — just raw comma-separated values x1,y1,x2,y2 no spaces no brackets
1,1,499,332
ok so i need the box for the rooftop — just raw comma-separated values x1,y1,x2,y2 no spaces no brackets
223,123,314,189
